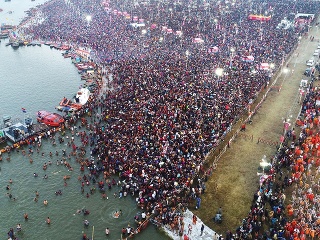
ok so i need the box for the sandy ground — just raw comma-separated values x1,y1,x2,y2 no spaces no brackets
186,23,320,235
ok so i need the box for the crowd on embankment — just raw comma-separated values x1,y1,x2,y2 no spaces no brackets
6,0,320,238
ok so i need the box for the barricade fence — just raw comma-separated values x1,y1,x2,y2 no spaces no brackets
208,42,298,168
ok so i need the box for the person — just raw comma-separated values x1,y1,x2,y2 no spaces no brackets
105,227,110,236
7,228,14,239
114,211,120,218
43,199,48,205
214,213,222,223
192,214,197,225
46,217,51,224
83,209,90,215
84,219,89,227
8,193,12,199
16,223,22,232
187,223,192,235
126,224,131,235
200,224,204,236
24,213,28,220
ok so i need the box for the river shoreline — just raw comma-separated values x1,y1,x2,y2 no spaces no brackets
2,0,320,240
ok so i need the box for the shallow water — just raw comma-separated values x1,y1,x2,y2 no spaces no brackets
0,2,170,239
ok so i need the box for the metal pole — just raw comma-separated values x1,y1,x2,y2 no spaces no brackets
92,226,94,240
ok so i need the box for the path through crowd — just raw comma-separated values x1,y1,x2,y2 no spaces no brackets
197,16,320,235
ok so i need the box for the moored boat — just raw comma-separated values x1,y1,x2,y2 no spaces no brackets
1,25,14,30
11,42,19,49
55,105,77,112
44,41,53,46
0,33,9,39
74,88,90,105
0,115,33,143
36,111,64,127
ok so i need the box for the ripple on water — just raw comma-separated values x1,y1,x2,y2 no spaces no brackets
0,40,169,240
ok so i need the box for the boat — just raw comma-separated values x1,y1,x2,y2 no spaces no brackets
36,111,64,127
56,97,82,112
55,105,77,112
11,42,19,49
18,40,25,46
74,88,90,105
0,115,33,143
0,130,6,144
32,40,41,46
59,97,70,106
1,25,14,30
0,33,9,39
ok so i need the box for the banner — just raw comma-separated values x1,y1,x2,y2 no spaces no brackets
193,37,204,43
248,14,271,21
242,55,254,62
208,46,219,53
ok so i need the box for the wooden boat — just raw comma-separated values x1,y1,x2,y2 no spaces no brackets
1,25,14,30
0,33,9,39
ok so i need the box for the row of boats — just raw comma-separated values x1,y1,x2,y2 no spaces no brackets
5,40,41,48
0,25,14,39
0,42,95,144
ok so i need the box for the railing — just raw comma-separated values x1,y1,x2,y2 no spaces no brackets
206,41,299,170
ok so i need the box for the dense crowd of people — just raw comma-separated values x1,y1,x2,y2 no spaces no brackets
229,82,320,239
11,0,320,238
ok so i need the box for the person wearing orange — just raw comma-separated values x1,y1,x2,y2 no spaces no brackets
299,164,304,172
288,207,294,216
313,117,319,127
293,164,299,173
305,226,310,237
310,228,315,240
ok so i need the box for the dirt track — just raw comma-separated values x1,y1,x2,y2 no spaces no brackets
197,23,320,234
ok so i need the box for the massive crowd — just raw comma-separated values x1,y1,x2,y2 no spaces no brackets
231,82,320,240
12,0,320,238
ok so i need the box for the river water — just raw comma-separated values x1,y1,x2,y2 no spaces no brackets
0,1,170,240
